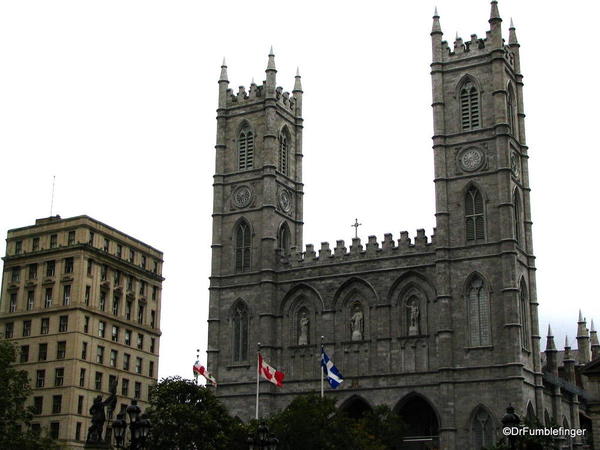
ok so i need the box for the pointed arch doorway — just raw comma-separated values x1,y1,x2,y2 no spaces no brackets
395,394,440,449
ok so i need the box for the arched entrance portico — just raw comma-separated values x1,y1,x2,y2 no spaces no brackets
395,394,440,450
339,395,373,420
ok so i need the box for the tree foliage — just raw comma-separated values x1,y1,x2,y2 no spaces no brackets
0,340,61,450
268,394,406,450
145,376,247,450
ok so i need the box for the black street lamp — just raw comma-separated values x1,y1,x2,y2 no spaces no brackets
247,421,278,450
112,400,152,449
501,404,521,450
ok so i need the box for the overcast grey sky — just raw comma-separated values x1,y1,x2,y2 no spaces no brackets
1,1,598,381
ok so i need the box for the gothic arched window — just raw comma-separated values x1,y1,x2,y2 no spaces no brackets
460,81,480,130
278,132,288,175
471,407,495,449
520,280,530,351
507,86,517,136
235,221,251,272
513,190,522,246
232,302,249,361
467,275,491,347
465,186,485,242
278,222,291,255
238,125,254,170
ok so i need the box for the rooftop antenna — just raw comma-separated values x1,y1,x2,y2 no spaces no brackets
50,175,56,216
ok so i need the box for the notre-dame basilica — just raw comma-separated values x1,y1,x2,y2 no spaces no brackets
207,2,599,448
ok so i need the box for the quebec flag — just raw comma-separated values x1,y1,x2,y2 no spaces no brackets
321,349,344,389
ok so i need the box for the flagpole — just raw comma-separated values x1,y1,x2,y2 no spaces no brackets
255,342,261,420
195,349,199,386
320,336,324,399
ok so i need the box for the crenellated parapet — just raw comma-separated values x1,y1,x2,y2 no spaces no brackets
279,228,436,268
224,82,297,114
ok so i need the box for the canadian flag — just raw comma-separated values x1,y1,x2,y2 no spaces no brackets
193,360,217,387
258,353,285,387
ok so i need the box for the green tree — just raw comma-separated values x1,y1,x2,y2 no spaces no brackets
0,340,61,450
268,394,406,450
145,376,247,450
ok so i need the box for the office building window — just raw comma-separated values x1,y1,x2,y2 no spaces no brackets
64,257,74,274
20,345,29,363
15,240,23,254
129,249,135,263
152,286,157,301
112,296,120,316
134,382,141,399
36,370,45,388
123,353,130,371
33,396,43,415
103,238,109,252
85,286,91,306
79,368,86,387
122,378,129,396
38,343,47,361
27,290,34,310
98,321,105,338
137,334,144,350
68,231,76,245
50,422,60,439
52,395,62,414
150,338,155,354
87,259,93,276
57,341,66,359
96,345,104,364
82,342,88,360
95,372,103,390
46,260,55,277
125,330,132,346
141,255,146,269
54,368,64,387
50,234,57,248
9,293,17,312
84,316,89,333
40,318,49,335
59,315,68,332
112,326,119,342
110,350,118,367
28,264,38,280
150,311,156,328
11,267,20,283
137,303,145,324
44,288,53,308
99,291,106,311
77,395,84,414
116,244,122,258
32,237,40,251
127,275,134,291
76,422,82,441
89,231,95,246
153,260,158,274
114,270,121,286
125,301,132,320
135,357,142,374
4,322,13,338
101,265,107,281
149,361,154,377
23,320,31,337
139,281,146,296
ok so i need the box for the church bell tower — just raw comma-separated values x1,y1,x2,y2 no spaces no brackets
207,50,304,392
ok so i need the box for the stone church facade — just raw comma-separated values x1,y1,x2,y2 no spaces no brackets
207,2,595,448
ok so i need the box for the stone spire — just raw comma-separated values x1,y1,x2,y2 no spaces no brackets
431,7,442,35
218,57,230,108
488,1,502,47
544,324,558,375
292,67,303,117
577,310,591,364
508,18,519,46
563,334,576,383
591,319,600,360
265,46,277,97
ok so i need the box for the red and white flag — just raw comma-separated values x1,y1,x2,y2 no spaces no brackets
258,353,285,387
193,360,217,387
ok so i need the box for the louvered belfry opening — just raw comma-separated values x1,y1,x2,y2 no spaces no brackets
461,82,480,130
279,133,288,175
465,186,484,241
233,303,248,361
238,127,254,170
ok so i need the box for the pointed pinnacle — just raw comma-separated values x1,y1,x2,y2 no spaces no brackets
434,6,438,17
510,18,515,29
547,324,553,336
431,8,442,34
296,66,300,77
219,58,229,82
455,31,459,40
267,47,276,71
579,309,584,322
509,19,518,45
251,77,256,85
592,319,596,333
293,67,303,92
490,0,501,21
565,335,570,348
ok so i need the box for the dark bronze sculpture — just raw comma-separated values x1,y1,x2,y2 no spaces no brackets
86,378,118,444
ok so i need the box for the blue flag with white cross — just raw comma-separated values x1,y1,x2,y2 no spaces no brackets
321,349,344,389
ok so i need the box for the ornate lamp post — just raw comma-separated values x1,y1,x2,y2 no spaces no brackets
112,400,152,449
501,404,521,450
247,421,278,450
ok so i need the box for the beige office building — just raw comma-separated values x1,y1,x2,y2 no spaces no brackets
0,215,163,448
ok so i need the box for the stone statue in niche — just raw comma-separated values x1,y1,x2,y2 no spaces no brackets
350,303,364,341
407,299,420,336
298,310,309,345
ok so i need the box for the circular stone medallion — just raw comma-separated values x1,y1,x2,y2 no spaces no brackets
232,185,252,208
459,148,485,172
278,189,292,213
